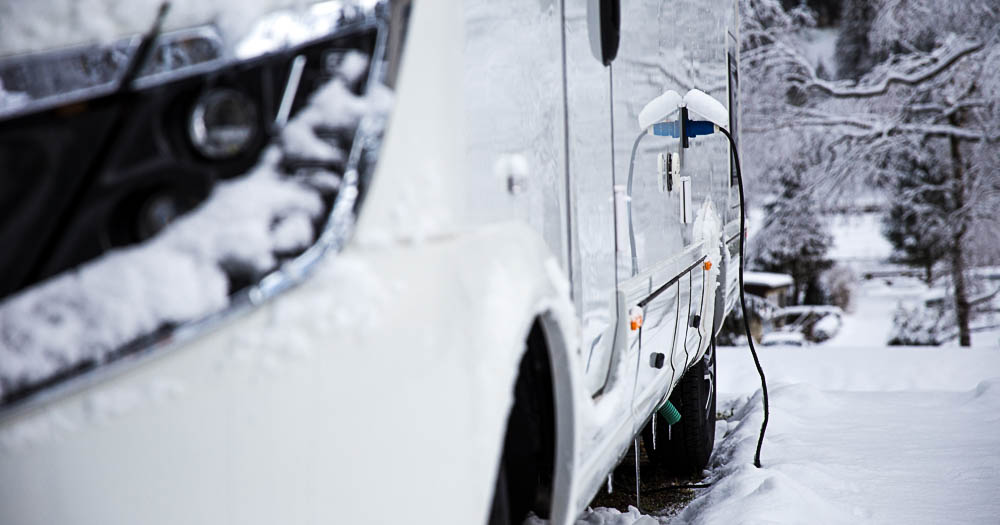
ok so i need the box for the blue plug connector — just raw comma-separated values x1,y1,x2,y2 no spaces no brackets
651,120,715,138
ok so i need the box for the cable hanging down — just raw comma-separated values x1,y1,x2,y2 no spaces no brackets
718,125,769,469
627,86,769,467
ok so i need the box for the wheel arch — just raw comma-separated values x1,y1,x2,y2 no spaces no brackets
492,306,580,525
533,309,580,525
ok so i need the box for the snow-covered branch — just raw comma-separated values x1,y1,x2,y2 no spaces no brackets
747,107,999,142
907,100,988,117
798,39,984,98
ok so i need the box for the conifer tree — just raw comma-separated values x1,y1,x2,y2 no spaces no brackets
751,164,834,304
834,0,876,79
881,150,951,283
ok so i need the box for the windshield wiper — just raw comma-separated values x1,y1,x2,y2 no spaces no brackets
118,2,172,91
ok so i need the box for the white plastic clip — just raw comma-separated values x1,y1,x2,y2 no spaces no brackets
657,153,669,193
670,152,681,191
680,176,693,224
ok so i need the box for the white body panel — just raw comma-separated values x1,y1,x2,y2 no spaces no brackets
0,225,575,525
0,1,741,524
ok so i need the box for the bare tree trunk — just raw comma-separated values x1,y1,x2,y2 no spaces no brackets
948,113,972,347
951,243,972,346
925,263,933,285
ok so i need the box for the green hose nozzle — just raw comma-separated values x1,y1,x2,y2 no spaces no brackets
658,400,682,425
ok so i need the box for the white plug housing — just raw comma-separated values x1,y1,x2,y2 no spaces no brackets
638,90,682,130
658,152,682,193
657,153,668,193
670,153,681,192
683,88,729,130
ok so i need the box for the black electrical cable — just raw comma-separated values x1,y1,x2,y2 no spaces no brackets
717,125,769,469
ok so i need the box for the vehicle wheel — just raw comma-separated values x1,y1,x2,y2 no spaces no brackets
488,463,511,525
642,337,717,475
489,389,539,525
489,324,554,524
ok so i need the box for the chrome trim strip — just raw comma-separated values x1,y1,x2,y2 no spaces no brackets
618,241,705,305
638,254,707,309
0,17,380,120
274,55,307,128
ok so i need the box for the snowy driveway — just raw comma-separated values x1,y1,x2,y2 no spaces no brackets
682,345,1000,524
564,271,1000,525
572,345,1000,525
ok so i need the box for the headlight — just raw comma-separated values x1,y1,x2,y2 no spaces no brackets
0,0,409,410
136,192,182,240
188,88,259,159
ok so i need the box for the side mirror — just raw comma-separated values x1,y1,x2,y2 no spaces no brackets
587,0,620,66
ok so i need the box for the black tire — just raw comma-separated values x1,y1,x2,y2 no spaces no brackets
489,325,554,524
489,373,541,525
642,337,717,475
488,463,511,525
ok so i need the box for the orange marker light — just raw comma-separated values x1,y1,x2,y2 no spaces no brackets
629,306,644,331
704,260,712,271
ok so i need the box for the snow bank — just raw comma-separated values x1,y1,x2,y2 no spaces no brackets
718,345,1000,394
556,341,1000,525
675,269,1000,523
673,344,1000,525
0,54,389,401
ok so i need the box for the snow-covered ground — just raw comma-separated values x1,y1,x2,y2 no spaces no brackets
569,277,1000,524
679,346,1000,524
829,276,1000,348
826,212,894,264
826,277,926,347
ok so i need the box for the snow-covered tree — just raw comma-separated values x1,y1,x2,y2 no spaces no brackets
888,302,947,346
881,150,951,283
751,164,834,304
739,0,1000,346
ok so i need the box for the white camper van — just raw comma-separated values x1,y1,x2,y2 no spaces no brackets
0,1,743,523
